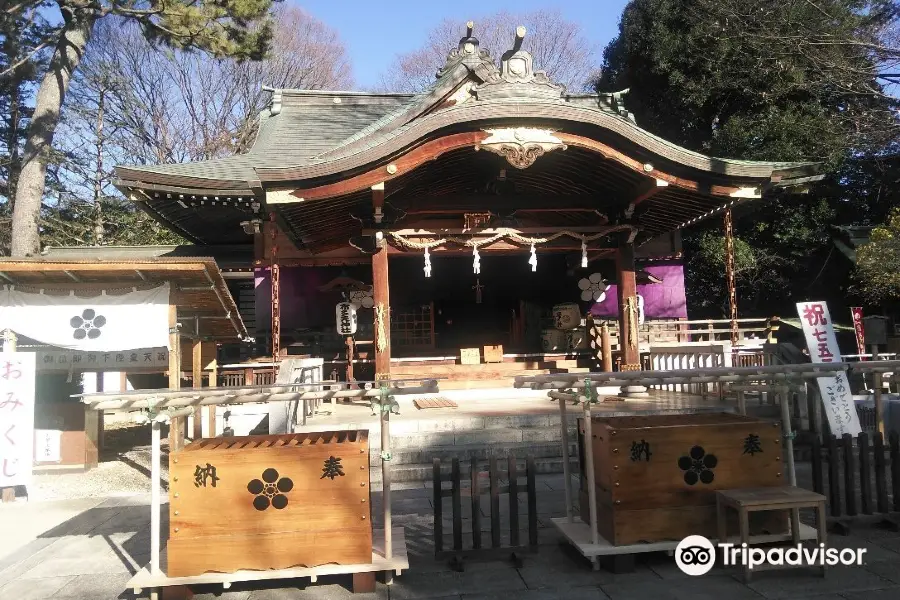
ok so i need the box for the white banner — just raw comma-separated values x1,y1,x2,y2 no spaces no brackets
0,284,170,352
796,301,862,437
0,352,36,487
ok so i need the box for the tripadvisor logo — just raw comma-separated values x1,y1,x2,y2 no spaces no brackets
675,535,866,576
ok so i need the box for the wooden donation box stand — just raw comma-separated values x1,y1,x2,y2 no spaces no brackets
578,413,786,545
167,430,371,577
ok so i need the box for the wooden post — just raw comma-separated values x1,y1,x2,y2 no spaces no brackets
168,305,183,451
724,208,739,345
600,323,612,372
207,350,217,438
345,336,354,383
269,212,281,360
872,345,885,436
372,249,391,379
616,243,640,370
192,339,202,440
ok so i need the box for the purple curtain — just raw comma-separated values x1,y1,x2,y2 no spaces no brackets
590,262,688,319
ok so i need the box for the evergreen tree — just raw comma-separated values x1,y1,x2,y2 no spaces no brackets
600,0,899,317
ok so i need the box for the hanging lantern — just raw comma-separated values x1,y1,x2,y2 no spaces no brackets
424,247,432,278
581,237,588,268
473,245,481,275
529,244,537,272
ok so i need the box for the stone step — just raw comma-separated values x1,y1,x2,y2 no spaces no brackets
370,456,580,483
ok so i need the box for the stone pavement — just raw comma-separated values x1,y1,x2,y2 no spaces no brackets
1,473,899,600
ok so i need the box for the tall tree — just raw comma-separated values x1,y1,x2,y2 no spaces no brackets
379,10,598,93
599,0,899,318
5,0,277,257
856,207,900,304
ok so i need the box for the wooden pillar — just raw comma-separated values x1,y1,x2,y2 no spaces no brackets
724,209,739,345
616,242,640,370
373,246,391,379
372,183,391,380
192,339,202,440
207,348,217,438
269,212,281,360
167,305,183,451
600,323,613,372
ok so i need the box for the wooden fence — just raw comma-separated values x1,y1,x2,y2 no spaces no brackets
433,456,538,570
810,431,900,533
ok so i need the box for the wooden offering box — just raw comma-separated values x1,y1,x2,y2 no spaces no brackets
578,413,786,545
167,430,371,577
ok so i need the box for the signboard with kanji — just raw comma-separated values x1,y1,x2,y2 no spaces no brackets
796,302,862,436
34,347,169,373
0,352,36,487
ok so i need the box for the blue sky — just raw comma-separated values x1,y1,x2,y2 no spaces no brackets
293,0,630,88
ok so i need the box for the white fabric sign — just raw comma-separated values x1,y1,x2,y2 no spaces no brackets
796,301,862,436
0,284,170,352
34,430,61,463
0,352,36,487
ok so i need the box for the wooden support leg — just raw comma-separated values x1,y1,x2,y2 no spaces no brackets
352,572,376,593
739,508,751,583
816,500,828,578
161,585,194,600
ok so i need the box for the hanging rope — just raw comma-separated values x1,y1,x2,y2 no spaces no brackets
375,303,388,353
388,227,627,250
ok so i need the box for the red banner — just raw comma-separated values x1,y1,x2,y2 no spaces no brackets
851,307,866,358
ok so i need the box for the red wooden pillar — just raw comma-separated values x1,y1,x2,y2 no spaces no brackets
616,242,640,370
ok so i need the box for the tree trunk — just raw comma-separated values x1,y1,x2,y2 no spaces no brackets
10,9,96,256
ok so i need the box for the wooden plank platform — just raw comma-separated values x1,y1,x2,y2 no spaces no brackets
128,528,407,593
551,517,818,558
413,397,459,410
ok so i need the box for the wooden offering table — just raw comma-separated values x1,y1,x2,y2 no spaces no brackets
716,486,827,582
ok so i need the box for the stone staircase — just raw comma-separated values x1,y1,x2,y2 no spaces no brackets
389,357,592,390
365,412,580,484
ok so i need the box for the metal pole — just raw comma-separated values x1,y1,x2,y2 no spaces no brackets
582,399,599,570
558,395,573,523
779,387,797,487
149,419,161,600
381,404,392,584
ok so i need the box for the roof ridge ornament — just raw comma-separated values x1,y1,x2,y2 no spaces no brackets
472,26,566,101
437,21,500,80
475,127,567,169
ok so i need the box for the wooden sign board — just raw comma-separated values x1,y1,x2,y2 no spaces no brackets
483,345,503,363
460,348,480,365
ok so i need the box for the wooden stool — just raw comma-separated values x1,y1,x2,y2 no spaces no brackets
716,486,827,582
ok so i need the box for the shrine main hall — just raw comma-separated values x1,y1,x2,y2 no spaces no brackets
113,25,819,385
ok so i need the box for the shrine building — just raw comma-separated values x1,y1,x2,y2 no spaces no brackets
112,25,821,387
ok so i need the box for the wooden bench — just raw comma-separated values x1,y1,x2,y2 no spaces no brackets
716,486,827,582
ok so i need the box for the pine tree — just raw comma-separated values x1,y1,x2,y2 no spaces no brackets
6,0,277,257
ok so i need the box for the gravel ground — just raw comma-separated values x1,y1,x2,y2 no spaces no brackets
28,422,170,503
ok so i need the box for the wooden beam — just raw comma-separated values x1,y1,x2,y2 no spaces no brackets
192,338,203,440
0,262,209,273
556,133,746,197
265,132,489,204
630,178,669,211
368,225,632,236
